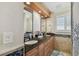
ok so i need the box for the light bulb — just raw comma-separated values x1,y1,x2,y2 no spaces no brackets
26,2,30,5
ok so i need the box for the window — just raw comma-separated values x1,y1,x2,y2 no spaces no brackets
66,16,71,30
56,16,71,32
56,17,65,30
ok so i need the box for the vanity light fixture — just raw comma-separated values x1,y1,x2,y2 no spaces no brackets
26,2,30,5
38,10,42,13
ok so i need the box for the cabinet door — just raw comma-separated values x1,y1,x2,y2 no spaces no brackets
38,43,44,56
49,37,54,53
44,37,54,56
45,45,50,56
26,47,38,56
44,40,51,56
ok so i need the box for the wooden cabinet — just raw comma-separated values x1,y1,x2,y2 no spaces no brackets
26,36,54,56
50,37,54,52
38,43,44,56
26,47,38,56
45,45,51,55
45,37,54,56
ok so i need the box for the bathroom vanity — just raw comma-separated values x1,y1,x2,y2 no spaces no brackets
25,35,55,56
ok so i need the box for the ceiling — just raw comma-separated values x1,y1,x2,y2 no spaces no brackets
42,2,71,14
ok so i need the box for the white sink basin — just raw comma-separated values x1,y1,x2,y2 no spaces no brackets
25,40,38,45
38,36,43,38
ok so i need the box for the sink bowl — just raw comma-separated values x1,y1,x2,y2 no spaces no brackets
38,36,43,39
25,40,38,45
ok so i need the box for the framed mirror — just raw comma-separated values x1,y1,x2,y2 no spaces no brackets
24,10,33,33
24,8,33,40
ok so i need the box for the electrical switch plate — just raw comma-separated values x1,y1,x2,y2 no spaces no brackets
3,32,14,44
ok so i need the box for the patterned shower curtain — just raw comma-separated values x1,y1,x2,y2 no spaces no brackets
72,2,79,56
73,24,79,56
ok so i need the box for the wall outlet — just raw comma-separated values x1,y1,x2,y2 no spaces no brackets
3,32,14,44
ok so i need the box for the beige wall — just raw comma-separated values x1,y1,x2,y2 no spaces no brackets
0,3,24,55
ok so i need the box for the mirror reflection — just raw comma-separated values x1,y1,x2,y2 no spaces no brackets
24,10,33,41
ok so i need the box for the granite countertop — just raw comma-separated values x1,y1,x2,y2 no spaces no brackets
0,44,24,56
25,35,52,52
